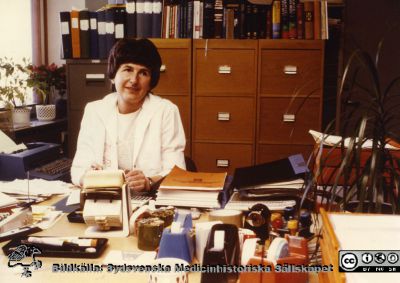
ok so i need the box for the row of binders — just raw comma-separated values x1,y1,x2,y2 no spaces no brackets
60,0,330,60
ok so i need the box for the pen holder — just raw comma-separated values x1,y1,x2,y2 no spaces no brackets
240,235,309,283
157,212,194,262
200,224,240,283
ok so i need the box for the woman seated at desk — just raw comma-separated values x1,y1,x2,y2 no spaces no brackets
71,38,186,191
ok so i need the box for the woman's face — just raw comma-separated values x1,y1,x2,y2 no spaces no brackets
113,63,151,113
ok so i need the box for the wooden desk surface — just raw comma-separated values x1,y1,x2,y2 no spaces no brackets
0,200,319,283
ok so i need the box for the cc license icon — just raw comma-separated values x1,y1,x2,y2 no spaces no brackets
341,253,358,270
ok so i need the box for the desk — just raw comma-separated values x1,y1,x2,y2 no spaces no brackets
0,200,319,283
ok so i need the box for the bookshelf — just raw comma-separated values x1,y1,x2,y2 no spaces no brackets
63,1,333,172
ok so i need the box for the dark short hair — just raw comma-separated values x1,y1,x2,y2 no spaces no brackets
107,38,162,89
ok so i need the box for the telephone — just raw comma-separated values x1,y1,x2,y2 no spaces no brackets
81,170,132,237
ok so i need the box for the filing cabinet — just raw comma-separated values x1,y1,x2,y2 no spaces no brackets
192,40,258,174
256,40,325,163
67,39,324,173
66,39,192,158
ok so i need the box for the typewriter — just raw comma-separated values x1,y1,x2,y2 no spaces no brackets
0,142,72,182
29,158,72,182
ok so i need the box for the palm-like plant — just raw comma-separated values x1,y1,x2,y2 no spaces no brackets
302,35,400,214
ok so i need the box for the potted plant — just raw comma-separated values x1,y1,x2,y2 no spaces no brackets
26,63,66,121
302,36,400,215
0,57,31,126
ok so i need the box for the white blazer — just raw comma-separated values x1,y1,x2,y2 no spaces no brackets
71,92,186,185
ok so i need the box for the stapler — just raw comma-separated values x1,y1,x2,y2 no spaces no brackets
81,170,132,237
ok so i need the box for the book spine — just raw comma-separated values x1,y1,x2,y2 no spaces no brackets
280,0,289,39
320,0,328,39
313,0,321,40
304,1,314,39
214,0,223,38
193,0,201,38
202,0,215,39
126,0,137,38
187,0,194,38
59,11,72,59
144,0,153,37
265,5,272,39
79,10,90,59
115,7,126,40
272,0,281,39
136,0,146,37
105,7,116,55
296,2,304,39
89,11,99,59
152,0,163,37
258,5,267,39
97,10,107,59
244,1,252,39
70,10,81,58
288,0,297,39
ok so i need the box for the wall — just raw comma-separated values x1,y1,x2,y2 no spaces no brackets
339,0,400,138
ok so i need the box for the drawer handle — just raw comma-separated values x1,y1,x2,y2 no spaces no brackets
218,65,231,74
85,73,105,82
216,159,230,168
160,64,166,72
283,113,295,122
283,65,297,75
217,112,230,121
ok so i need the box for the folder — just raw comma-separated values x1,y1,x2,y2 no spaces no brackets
136,0,147,37
105,6,116,56
126,0,137,38
79,9,91,58
233,154,308,190
59,11,72,59
97,9,107,59
89,11,99,59
114,6,126,40
70,9,81,58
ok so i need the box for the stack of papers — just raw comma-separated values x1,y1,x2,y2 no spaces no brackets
239,178,304,198
309,129,400,150
0,130,27,154
155,166,227,208
0,179,72,197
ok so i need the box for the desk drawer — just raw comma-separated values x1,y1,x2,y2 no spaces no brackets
193,97,255,141
153,48,190,94
259,49,322,97
68,63,110,110
195,49,257,95
258,97,321,144
192,143,253,174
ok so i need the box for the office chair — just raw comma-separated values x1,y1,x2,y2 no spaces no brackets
185,156,197,172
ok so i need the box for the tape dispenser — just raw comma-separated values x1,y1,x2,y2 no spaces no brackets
157,211,194,263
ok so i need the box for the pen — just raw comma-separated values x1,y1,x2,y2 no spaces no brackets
25,237,98,247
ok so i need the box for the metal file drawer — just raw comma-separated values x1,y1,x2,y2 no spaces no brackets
257,97,321,144
192,142,253,174
259,49,322,97
193,96,255,142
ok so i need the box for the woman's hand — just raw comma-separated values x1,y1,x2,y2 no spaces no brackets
125,169,150,192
